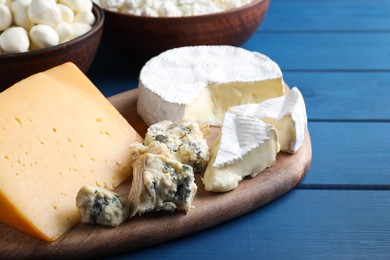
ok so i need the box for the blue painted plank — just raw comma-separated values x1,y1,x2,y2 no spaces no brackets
90,33,390,79
90,44,390,99
104,189,390,259
87,44,141,96
89,73,138,97
300,122,390,186
284,72,390,121
261,0,390,31
243,32,390,70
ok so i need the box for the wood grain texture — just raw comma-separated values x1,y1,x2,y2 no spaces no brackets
243,33,390,71
261,0,390,31
121,189,390,259
299,122,390,187
283,72,390,121
0,89,311,259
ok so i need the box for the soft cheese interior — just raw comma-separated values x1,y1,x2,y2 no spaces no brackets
137,45,285,126
229,87,307,153
202,112,280,192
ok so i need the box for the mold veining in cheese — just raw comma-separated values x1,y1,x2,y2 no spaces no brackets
230,87,307,153
76,185,130,227
128,153,197,217
0,62,141,241
202,111,279,192
137,45,284,126
143,120,209,172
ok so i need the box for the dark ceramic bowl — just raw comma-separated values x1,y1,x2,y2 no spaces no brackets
0,4,104,91
102,0,269,59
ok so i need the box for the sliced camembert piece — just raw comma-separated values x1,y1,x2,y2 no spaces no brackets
230,87,307,153
128,153,197,217
0,62,141,241
76,185,130,227
137,45,285,126
202,112,280,192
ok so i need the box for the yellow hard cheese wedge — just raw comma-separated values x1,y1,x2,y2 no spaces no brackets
0,62,142,241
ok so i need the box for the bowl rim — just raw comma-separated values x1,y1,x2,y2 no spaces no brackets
0,4,105,59
103,0,268,20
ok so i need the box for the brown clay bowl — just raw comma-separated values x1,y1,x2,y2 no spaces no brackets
102,0,269,59
0,4,104,91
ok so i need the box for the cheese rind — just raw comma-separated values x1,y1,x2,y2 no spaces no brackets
202,112,279,192
137,46,284,126
229,87,307,153
0,62,141,241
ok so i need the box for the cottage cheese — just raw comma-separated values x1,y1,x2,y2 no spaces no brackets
93,0,255,17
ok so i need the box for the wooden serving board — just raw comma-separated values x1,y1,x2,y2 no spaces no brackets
0,89,312,259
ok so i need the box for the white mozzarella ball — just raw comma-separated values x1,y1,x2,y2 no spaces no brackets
11,0,34,31
28,0,62,26
30,24,59,49
71,22,92,38
0,4,12,31
60,0,93,12
57,3,75,23
0,27,30,53
74,10,95,26
0,0,11,8
55,21,74,43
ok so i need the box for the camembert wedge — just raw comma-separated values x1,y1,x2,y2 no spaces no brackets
202,112,280,192
230,87,307,153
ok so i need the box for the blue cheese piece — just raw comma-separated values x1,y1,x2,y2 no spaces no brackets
76,185,130,227
128,153,197,217
143,120,209,172
129,140,171,167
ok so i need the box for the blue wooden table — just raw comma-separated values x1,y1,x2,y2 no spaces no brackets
87,0,390,258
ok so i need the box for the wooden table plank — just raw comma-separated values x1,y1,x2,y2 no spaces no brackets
300,122,390,187
106,189,390,259
284,72,390,121
88,32,390,81
261,0,390,31
243,32,390,71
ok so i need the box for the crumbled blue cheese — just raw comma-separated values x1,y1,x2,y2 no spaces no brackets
143,120,209,172
129,140,171,167
128,153,197,216
93,0,255,17
76,185,130,227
